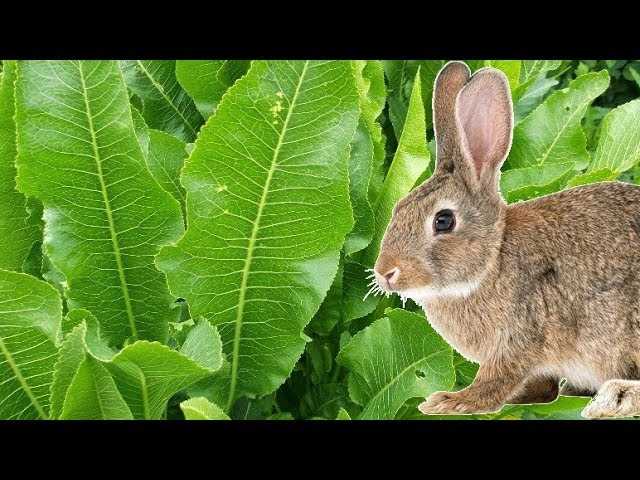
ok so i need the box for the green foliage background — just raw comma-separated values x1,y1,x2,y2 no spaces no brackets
1,59,639,420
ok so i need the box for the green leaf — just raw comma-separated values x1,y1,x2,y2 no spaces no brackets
344,123,375,256
53,317,129,419
500,162,577,203
60,354,133,420
157,60,359,410
583,106,611,151
130,111,188,218
507,70,610,170
345,61,386,256
50,322,88,418
342,259,379,323
513,60,562,104
131,107,150,157
384,60,444,139
487,396,590,420
63,309,117,361
180,397,230,420
15,61,185,346
0,269,61,419
519,60,562,86
175,60,250,118
120,61,204,142
514,77,559,122
179,319,223,372
0,60,40,272
106,340,216,419
352,60,386,205
308,260,343,336
452,351,478,391
585,99,640,176
568,168,619,188
400,395,590,420
336,407,351,420
337,309,454,420
360,70,430,268
146,129,188,222
628,66,640,89
56,313,220,419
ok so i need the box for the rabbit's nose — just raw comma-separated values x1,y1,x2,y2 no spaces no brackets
384,267,400,284
375,267,400,289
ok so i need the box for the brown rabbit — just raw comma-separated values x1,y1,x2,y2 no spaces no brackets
373,61,640,418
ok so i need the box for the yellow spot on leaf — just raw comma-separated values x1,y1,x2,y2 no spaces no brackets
270,99,284,117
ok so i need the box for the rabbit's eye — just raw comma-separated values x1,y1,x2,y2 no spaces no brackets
434,209,455,234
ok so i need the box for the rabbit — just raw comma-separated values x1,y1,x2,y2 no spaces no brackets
372,60,640,419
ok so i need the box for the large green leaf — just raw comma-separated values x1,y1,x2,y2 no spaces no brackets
0,269,61,419
15,61,184,346
120,60,204,142
582,98,640,177
0,61,40,272
157,61,359,410
337,309,454,420
507,70,610,170
175,60,250,118
180,397,230,420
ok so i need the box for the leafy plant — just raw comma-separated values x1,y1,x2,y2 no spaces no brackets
1,58,639,420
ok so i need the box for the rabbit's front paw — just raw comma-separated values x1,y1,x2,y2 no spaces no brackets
581,379,640,419
418,391,491,415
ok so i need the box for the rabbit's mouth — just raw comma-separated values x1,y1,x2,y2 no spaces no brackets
364,267,421,308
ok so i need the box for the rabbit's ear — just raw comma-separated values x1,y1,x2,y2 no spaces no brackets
454,68,513,185
433,61,471,173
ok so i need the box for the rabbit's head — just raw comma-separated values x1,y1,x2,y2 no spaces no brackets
374,61,514,303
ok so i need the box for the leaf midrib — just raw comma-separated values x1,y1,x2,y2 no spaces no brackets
135,61,198,138
78,62,138,340
363,349,447,418
225,61,310,411
0,334,47,419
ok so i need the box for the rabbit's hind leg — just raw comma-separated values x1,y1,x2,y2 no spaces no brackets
581,379,640,418
507,376,559,405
